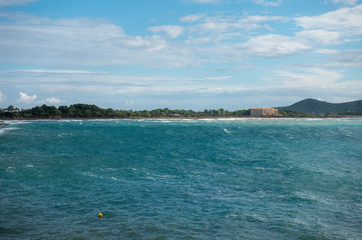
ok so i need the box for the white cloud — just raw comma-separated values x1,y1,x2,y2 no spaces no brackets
241,34,311,57
292,6,362,50
147,25,185,38
185,36,213,44
189,0,221,4
0,16,193,68
0,0,37,7
186,14,286,38
314,48,339,54
0,12,292,68
19,69,101,74
241,15,286,23
252,0,283,7
198,86,248,94
296,29,341,45
332,0,359,5
328,49,362,67
204,76,232,81
2,67,360,110
124,100,135,105
0,91,5,104
266,67,344,88
180,13,206,23
0,4,360,74
41,97,62,104
295,5,362,34
17,92,37,104
192,67,360,106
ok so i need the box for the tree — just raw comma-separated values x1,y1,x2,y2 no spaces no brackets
7,105,15,111
59,105,70,117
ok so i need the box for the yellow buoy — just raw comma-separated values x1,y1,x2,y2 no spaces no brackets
98,212,103,218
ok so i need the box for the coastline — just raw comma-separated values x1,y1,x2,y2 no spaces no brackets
1,115,362,122
2,100,361,120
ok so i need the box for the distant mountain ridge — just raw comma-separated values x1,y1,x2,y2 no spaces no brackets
278,98,362,114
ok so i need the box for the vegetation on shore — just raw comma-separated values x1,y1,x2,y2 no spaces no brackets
0,103,321,119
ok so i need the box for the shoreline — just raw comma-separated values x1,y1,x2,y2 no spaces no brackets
2,115,362,122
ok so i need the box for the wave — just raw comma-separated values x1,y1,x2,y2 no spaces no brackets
139,119,198,123
82,171,104,179
0,127,19,135
3,120,30,125
58,119,84,123
223,128,231,134
294,191,331,205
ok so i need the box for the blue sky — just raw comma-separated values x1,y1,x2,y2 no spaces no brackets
0,0,361,110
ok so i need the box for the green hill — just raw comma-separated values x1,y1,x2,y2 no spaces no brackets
278,98,362,114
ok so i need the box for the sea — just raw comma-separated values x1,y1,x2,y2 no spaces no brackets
0,118,361,240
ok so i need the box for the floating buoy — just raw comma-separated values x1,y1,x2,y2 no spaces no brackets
98,212,103,218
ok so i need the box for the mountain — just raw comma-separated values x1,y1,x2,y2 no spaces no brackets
277,98,362,114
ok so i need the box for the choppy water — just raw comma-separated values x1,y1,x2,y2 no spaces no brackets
1,118,361,239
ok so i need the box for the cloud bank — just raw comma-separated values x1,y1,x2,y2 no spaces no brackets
0,2,361,109
0,5,360,68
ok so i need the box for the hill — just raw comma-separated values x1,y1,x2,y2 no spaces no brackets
278,98,362,114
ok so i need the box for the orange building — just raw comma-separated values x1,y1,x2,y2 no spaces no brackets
250,108,278,116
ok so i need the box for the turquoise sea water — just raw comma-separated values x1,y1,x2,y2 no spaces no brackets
1,118,361,239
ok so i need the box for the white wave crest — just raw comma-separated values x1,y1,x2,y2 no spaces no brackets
4,120,30,125
0,127,19,135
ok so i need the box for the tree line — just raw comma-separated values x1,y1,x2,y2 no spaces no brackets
0,103,321,119
0,104,252,119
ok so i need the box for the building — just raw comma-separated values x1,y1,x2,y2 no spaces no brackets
250,108,278,116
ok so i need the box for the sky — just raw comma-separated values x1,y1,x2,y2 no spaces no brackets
0,0,361,110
